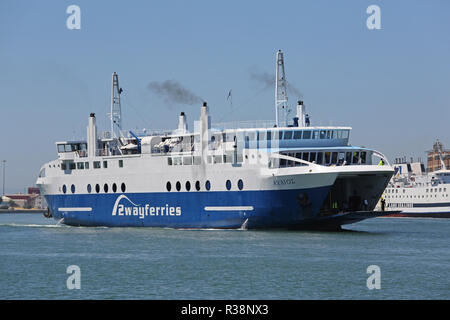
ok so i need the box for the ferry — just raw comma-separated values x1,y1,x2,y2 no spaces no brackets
381,142,450,218
36,50,396,230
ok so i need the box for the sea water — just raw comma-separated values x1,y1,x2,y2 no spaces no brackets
0,213,448,299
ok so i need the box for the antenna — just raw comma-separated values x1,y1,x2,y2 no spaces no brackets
110,72,123,138
275,50,288,127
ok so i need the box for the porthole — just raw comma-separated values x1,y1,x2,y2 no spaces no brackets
62,185,67,194
121,183,126,193
186,181,191,191
195,181,200,191
71,184,75,194
112,183,117,193
95,184,100,193
238,179,244,190
166,181,172,192
205,180,211,191
176,181,181,192
226,180,231,190
87,184,92,193
104,184,109,193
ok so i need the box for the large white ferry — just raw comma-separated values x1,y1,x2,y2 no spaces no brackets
381,144,450,218
36,50,395,229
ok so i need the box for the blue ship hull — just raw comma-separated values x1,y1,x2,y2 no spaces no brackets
45,185,332,228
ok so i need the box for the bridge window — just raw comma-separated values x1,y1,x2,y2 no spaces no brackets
352,152,359,164
317,152,323,164
324,152,331,164
320,130,326,139
303,131,311,139
331,152,338,164
293,131,302,139
312,130,319,139
346,152,352,164
360,152,367,164
302,152,309,162
283,131,292,139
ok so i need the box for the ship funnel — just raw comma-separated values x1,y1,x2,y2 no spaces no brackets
296,100,305,127
87,113,98,157
178,112,188,133
200,101,210,164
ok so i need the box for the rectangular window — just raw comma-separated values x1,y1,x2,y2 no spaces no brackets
331,152,338,164
303,131,311,139
352,152,359,164
69,162,76,170
61,163,67,170
325,152,331,164
183,156,193,165
193,156,201,165
64,145,73,152
214,155,223,164
76,162,84,170
272,131,280,140
302,152,309,161
283,131,293,139
320,130,326,139
167,158,172,166
103,161,108,169
247,131,256,141
309,152,317,163
57,144,65,153
317,152,323,164
173,157,182,165
293,131,302,139
84,162,89,169
119,160,123,168
342,130,349,139
312,130,319,139
93,161,101,169
360,152,367,164
258,131,266,141
266,131,271,141
346,152,352,164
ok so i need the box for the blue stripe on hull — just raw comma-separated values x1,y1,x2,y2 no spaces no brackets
45,186,331,228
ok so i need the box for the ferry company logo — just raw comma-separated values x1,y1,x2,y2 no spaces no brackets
112,195,181,219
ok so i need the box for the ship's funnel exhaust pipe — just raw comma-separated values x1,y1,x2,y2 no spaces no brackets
200,101,210,164
178,112,188,133
87,113,98,157
296,100,305,127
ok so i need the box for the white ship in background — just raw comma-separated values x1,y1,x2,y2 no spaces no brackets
382,140,450,218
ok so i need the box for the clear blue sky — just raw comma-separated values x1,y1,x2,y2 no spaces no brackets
1,0,449,193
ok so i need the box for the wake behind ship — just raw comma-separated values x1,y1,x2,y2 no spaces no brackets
36,51,395,230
